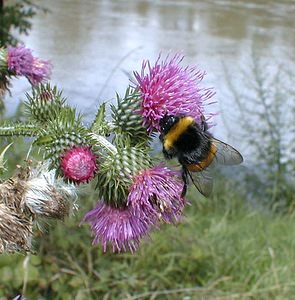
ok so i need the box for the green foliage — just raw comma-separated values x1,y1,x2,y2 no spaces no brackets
0,85,96,173
0,1,46,114
224,49,295,211
1,178,295,299
0,0,46,47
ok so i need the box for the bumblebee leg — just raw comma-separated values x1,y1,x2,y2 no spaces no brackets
181,167,189,197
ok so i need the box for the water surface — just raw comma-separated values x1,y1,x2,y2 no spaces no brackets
7,0,295,157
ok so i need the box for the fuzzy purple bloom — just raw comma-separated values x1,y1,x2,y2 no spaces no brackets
128,165,185,224
84,202,152,252
7,46,34,76
26,57,52,85
134,53,216,132
7,46,52,85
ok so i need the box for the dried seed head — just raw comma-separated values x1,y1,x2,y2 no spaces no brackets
0,203,33,253
0,178,27,213
24,164,78,219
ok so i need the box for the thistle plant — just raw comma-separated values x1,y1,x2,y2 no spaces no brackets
0,49,215,253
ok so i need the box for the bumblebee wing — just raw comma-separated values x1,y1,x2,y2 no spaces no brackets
211,138,243,166
188,168,213,197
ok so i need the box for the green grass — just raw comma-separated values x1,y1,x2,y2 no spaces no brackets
1,178,295,300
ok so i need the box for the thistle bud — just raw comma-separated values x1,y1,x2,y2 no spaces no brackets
96,145,151,207
60,146,98,184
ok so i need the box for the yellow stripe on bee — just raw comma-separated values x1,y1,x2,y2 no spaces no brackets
163,116,195,150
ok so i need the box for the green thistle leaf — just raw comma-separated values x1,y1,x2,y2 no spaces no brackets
90,102,112,136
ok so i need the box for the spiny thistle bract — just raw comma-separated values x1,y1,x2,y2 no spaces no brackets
34,108,94,168
90,103,113,137
25,83,67,123
0,48,219,253
111,87,150,146
96,143,152,207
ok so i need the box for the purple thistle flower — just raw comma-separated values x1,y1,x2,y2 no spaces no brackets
26,57,52,85
7,46,52,85
128,165,185,224
83,201,152,252
7,46,34,76
134,53,216,132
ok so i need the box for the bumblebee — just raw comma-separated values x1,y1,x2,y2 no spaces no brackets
159,114,243,197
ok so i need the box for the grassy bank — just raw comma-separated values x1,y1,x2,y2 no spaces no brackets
1,178,295,300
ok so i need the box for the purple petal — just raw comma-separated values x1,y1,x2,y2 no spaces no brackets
83,201,153,253
134,53,216,132
128,165,185,224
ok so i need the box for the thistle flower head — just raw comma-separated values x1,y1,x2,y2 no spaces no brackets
83,201,153,252
128,165,185,223
60,146,98,184
7,46,52,85
134,53,215,132
26,57,52,85
7,46,34,76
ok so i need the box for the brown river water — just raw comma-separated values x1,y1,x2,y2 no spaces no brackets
6,0,295,157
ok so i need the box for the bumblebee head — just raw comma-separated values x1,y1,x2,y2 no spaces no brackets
159,114,179,134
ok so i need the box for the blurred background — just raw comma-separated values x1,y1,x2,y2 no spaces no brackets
1,0,295,299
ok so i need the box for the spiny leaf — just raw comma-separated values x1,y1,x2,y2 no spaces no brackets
90,102,112,136
0,121,38,137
